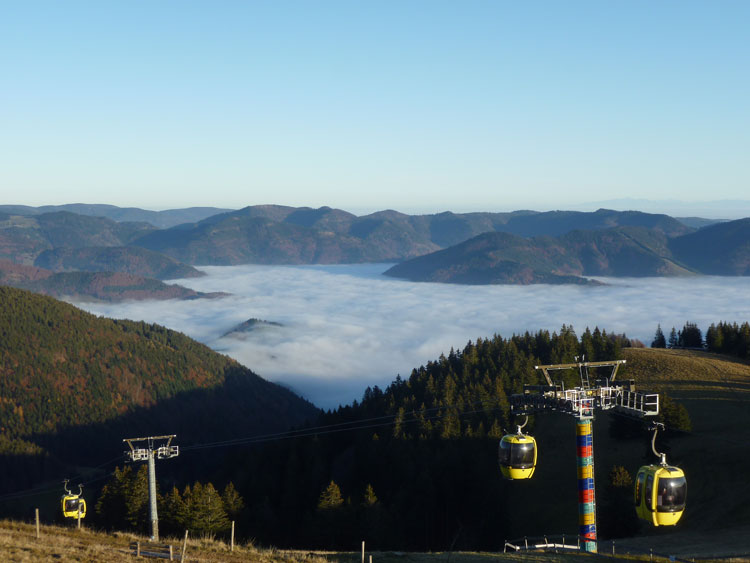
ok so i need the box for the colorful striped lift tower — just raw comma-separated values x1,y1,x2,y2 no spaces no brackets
510,358,660,554
576,418,596,551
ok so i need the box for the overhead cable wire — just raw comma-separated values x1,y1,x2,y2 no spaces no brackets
0,398,502,503
182,398,504,452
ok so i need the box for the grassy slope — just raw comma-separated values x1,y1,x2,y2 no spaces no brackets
471,348,750,559
613,348,750,558
0,520,598,562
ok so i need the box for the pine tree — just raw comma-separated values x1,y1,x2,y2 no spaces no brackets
740,322,750,359
705,323,721,352
95,465,150,532
315,480,349,549
659,393,692,432
362,484,378,506
668,327,678,348
317,480,344,510
680,322,703,348
180,482,230,537
488,418,503,439
159,486,187,536
609,465,632,488
221,482,244,520
651,324,666,348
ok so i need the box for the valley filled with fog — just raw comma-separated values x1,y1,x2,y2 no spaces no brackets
73,265,750,409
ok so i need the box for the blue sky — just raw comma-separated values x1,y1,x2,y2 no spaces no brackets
2,1,748,215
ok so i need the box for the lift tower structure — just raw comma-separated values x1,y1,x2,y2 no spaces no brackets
123,435,179,541
509,359,660,553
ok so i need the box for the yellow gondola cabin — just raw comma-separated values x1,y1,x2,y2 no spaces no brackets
498,432,537,480
634,422,686,527
61,495,86,519
634,464,686,526
61,481,86,520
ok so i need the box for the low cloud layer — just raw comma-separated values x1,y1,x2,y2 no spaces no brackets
74,265,750,409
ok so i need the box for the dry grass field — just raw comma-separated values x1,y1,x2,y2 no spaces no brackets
622,348,750,399
0,519,606,562
617,348,750,560
0,519,331,562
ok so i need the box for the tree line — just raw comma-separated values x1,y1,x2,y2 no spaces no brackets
652,320,750,359
95,464,243,537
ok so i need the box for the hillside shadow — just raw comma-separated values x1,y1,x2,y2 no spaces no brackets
26,366,321,476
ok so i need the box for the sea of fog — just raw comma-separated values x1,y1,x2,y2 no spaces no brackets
72,264,750,409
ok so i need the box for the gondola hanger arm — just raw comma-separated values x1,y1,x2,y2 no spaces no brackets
650,422,668,466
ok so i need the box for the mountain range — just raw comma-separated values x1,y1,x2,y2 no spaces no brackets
0,204,232,229
1,204,748,294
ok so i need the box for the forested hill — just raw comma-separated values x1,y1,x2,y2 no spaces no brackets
236,327,686,550
0,287,318,458
330,326,644,440
0,211,212,300
384,225,704,285
0,260,222,302
229,328,726,554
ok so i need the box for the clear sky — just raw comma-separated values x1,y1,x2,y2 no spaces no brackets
2,1,748,214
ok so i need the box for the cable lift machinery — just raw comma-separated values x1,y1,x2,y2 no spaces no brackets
505,358,683,553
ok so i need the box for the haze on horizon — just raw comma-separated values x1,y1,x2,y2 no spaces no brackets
2,1,749,215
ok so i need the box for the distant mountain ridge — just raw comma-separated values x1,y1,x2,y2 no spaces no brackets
0,212,212,300
2,203,749,288
0,204,233,229
130,205,693,266
668,218,750,275
385,218,750,284
0,211,156,264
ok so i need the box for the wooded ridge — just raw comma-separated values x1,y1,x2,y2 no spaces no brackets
1,204,748,293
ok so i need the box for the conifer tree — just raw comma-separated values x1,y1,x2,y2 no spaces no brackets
362,484,378,506
679,322,703,348
180,482,230,536
659,393,692,432
668,327,678,348
651,324,667,348
221,482,244,520
488,418,503,439
95,465,149,532
740,323,750,359
159,485,187,536
705,323,722,352
317,480,344,510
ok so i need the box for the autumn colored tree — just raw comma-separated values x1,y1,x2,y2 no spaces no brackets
317,480,344,510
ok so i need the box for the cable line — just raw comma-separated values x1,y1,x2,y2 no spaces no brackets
0,399,502,503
